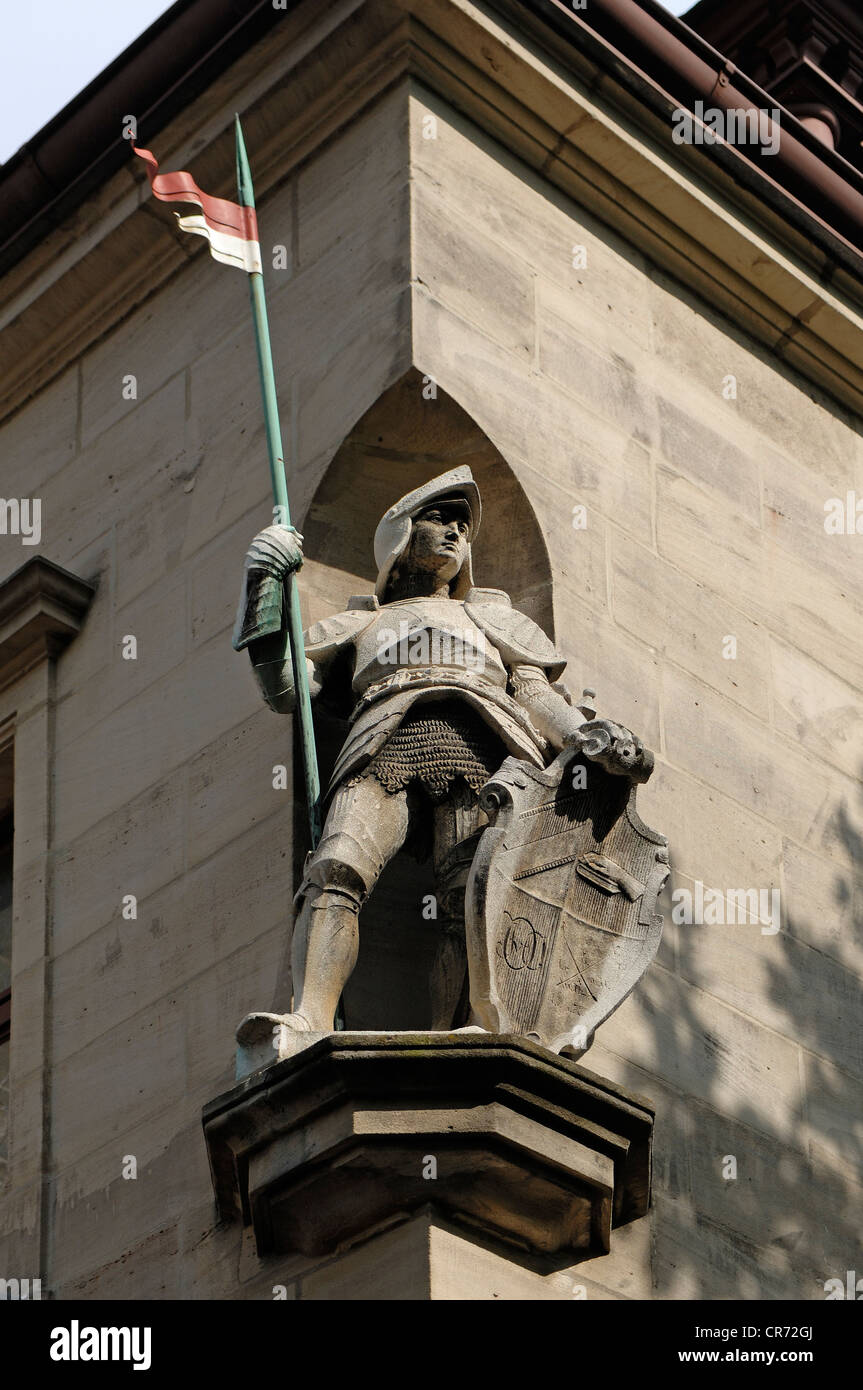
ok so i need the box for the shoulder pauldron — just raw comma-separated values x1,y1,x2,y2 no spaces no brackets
305,600,379,661
464,593,565,680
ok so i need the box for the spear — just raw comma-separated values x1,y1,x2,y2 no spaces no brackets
234,115,322,847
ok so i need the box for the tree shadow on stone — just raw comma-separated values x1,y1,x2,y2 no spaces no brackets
594,769,863,1299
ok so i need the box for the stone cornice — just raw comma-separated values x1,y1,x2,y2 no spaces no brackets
0,558,96,693
1,0,862,422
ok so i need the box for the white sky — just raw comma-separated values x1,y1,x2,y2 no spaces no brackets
0,0,697,165
0,1,177,163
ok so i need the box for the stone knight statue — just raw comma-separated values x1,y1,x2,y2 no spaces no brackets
233,467,658,1050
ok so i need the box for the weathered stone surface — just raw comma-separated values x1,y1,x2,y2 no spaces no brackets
297,86,406,263
52,1004,187,1169
187,711,290,868
536,394,655,550
647,270,858,485
53,374,190,560
554,596,663,753
661,665,835,847
682,1099,863,1287
299,1210,625,1301
413,184,534,358
657,468,863,692
188,324,269,468
0,10,861,1303
539,306,659,450
79,242,257,448
54,631,261,842
760,447,863,601
268,195,410,389
650,1192,809,1300
295,294,412,467
52,768,187,958
185,927,288,1104
6,1070,45,1200
409,87,654,353
0,1179,41,1279
516,457,613,615
657,396,762,524
411,288,545,461
645,759,783,890
203,1035,654,1263
62,1224,182,1300
297,1216,433,1302
0,369,78,536
673,893,863,1079
594,964,805,1145
50,1107,205,1290
52,819,291,1067
800,1049,863,1181
612,534,771,719
781,837,861,964
770,638,863,782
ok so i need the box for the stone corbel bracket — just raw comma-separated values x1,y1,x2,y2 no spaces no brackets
0,556,96,693
202,1033,655,1262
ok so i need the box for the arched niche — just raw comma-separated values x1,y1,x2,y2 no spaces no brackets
298,368,554,636
291,368,555,1030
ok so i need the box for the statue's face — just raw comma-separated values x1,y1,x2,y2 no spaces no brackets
407,501,471,584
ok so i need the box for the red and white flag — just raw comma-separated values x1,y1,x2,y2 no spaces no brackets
133,145,262,274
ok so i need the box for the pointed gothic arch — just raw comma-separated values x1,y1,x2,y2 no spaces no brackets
297,367,555,639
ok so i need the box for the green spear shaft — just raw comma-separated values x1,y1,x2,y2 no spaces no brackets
235,115,322,848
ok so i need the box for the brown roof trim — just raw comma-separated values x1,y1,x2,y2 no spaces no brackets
2,0,863,279
511,0,863,268
0,0,297,278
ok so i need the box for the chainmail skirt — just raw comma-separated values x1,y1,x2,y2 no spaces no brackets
359,701,504,802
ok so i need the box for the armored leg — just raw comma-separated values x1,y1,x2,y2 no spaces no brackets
290,776,410,1030
430,782,488,1029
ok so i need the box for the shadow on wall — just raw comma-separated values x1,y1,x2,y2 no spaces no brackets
598,770,863,1300
280,368,555,1029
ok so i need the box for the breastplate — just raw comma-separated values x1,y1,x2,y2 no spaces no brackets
352,599,507,693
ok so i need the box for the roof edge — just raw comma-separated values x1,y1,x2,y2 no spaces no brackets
0,0,295,279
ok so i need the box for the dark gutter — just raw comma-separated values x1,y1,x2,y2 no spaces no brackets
0,0,299,279
507,0,863,267
2,0,863,280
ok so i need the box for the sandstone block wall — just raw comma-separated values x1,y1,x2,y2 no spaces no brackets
407,88,863,1300
0,73,859,1299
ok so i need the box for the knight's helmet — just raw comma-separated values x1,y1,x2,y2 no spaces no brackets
373,466,482,602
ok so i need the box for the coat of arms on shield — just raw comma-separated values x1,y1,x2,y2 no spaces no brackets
465,747,669,1055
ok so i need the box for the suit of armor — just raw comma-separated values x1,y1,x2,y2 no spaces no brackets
234,468,650,1033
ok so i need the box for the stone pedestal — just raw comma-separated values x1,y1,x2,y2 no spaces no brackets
202,1034,654,1280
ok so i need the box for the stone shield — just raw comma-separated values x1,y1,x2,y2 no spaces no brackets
465,748,669,1054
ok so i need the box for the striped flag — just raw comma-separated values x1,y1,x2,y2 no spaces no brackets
132,145,262,274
